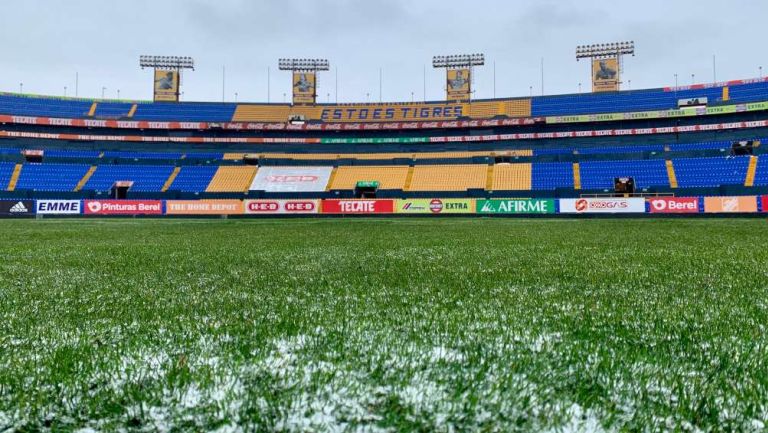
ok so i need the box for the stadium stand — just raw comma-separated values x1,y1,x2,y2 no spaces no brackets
532,162,575,190
673,156,752,188
491,163,532,190
167,166,219,192
83,165,175,192
330,166,410,190
14,163,91,191
206,166,257,192
407,164,487,191
754,157,767,186
0,162,16,189
579,160,670,189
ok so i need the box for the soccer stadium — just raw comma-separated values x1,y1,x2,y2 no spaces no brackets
1,1,768,432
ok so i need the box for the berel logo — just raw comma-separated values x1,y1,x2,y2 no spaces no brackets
87,201,102,213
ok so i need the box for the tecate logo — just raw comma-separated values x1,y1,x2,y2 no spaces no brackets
266,175,318,183
429,199,443,213
340,201,375,212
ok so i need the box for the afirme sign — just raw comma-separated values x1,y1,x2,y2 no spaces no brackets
36,200,81,215
560,198,646,214
0,200,35,216
476,199,555,214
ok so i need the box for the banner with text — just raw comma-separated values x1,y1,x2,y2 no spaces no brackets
153,70,180,102
446,69,471,101
84,200,162,215
647,197,700,214
36,200,82,215
292,72,316,104
0,200,35,216
249,166,332,192
476,199,556,214
165,200,244,215
592,58,619,93
560,198,645,214
396,199,474,214
321,200,395,214
703,196,757,213
244,200,320,214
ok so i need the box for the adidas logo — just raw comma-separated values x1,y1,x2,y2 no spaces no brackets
9,201,28,213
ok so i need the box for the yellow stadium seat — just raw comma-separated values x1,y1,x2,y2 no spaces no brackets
407,164,487,191
491,163,532,190
329,166,410,190
206,166,258,192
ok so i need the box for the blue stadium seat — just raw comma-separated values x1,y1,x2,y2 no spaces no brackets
14,163,91,191
83,165,174,192
673,156,750,187
167,166,218,192
580,159,668,189
532,162,573,189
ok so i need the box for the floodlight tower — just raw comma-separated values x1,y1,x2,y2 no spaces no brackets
278,58,330,105
139,55,195,102
432,53,484,102
576,41,634,92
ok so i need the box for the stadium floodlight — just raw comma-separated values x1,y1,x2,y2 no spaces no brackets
139,55,195,70
278,58,330,72
576,41,635,60
432,53,485,69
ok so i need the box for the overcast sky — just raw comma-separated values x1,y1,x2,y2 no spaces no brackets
1,0,766,103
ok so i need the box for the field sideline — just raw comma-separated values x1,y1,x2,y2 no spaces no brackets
1,218,767,432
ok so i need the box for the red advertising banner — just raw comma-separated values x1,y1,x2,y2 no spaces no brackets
762,196,768,212
84,200,162,215
647,197,700,214
244,200,320,214
321,200,395,214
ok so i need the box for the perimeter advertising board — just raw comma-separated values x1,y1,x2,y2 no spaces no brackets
36,200,81,215
165,200,244,215
84,200,162,215
396,199,474,214
321,200,394,214
647,197,700,214
476,199,555,214
0,200,35,216
703,196,757,213
244,200,320,214
560,198,645,214
762,196,768,212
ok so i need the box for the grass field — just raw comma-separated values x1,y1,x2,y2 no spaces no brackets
1,218,767,432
